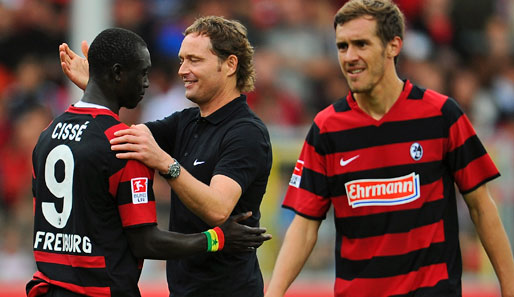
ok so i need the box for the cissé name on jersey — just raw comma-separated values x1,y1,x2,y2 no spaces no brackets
51,121,90,141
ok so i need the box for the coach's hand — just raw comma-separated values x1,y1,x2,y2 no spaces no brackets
59,41,90,90
111,124,171,174
220,211,272,252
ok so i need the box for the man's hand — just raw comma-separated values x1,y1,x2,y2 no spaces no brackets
110,124,172,174
59,41,90,90
220,211,272,252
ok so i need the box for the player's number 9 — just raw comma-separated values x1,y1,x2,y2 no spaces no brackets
42,144,74,228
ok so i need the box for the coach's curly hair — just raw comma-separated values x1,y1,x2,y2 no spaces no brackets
184,16,256,93
334,0,405,46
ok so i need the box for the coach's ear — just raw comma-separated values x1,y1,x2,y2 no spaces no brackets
386,36,402,59
224,54,238,77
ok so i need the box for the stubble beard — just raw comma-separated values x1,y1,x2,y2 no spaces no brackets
347,51,387,95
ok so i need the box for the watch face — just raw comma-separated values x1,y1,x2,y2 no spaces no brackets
160,160,180,179
169,161,181,178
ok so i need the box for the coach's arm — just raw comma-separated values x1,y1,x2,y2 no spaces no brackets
110,124,243,226
463,184,514,297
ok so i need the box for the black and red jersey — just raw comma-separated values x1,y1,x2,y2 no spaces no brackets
283,80,500,297
27,106,157,297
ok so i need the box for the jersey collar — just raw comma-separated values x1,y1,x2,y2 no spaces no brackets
200,95,247,125
66,105,120,120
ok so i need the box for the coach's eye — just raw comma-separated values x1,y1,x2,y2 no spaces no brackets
337,43,348,51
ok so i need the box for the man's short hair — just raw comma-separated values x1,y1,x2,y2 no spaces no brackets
184,16,256,93
334,0,405,46
88,28,147,78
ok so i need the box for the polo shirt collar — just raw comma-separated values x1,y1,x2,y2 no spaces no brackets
199,94,246,125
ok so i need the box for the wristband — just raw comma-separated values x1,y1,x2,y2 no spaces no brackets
203,227,225,252
213,226,225,251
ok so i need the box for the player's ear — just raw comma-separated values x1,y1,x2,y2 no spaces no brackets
112,63,122,82
386,36,402,59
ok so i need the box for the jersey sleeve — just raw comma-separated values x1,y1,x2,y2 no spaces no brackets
442,97,500,194
104,123,157,228
282,123,331,220
109,159,157,228
213,121,271,192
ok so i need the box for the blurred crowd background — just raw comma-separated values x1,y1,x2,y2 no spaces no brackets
0,0,513,294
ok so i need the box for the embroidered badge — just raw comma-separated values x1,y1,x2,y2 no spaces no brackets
410,142,423,161
131,178,148,204
289,160,304,188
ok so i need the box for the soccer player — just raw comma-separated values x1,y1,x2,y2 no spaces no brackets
265,0,514,296
28,27,270,297
60,17,272,297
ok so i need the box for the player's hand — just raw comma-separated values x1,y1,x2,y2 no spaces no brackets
111,124,172,173
59,41,90,90
220,211,272,252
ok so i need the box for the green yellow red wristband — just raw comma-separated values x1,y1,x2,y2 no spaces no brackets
213,226,225,251
203,227,225,252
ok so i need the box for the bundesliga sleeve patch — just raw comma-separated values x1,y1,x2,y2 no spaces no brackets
131,178,148,204
345,173,420,208
289,160,304,188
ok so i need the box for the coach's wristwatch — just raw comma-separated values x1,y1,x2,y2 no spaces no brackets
160,158,181,179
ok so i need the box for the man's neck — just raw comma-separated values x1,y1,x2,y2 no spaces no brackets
82,81,120,114
353,76,404,121
198,88,241,117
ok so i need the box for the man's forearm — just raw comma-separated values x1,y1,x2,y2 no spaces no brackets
265,216,321,297
126,225,207,259
166,168,240,226
471,200,514,293
465,185,514,296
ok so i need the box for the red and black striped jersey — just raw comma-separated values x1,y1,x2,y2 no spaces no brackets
283,80,499,297
27,106,157,297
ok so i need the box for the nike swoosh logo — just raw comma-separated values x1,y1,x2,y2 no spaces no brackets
193,159,205,166
340,155,359,166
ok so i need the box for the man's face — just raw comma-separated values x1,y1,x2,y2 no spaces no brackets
120,45,151,109
335,16,388,94
177,33,227,105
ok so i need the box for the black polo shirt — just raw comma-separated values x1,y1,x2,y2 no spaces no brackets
145,95,272,297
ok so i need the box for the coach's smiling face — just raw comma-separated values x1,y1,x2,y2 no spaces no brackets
178,32,237,109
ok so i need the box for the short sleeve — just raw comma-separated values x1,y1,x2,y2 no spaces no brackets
213,121,271,193
105,122,157,228
282,123,331,220
110,159,157,228
442,98,500,193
